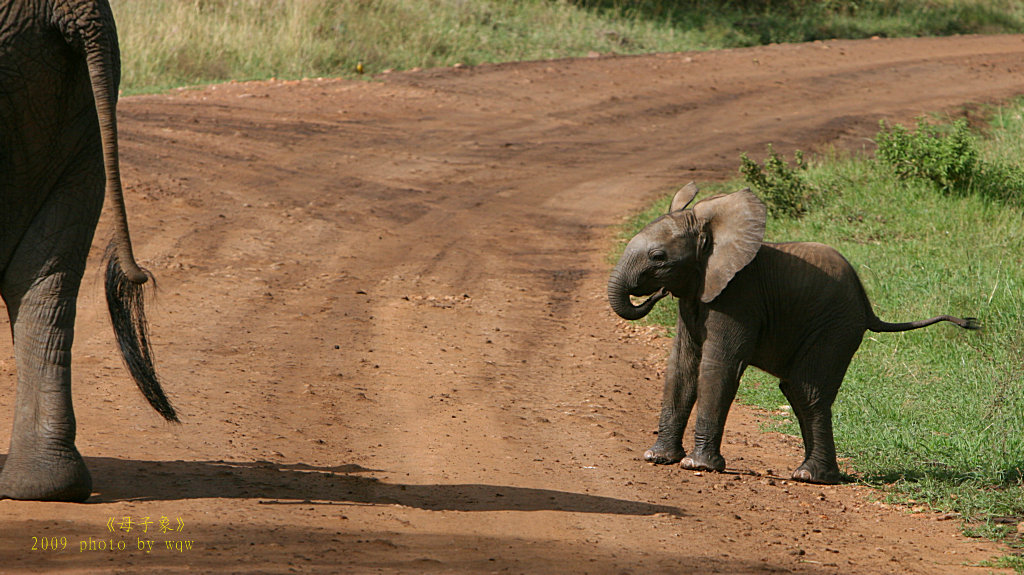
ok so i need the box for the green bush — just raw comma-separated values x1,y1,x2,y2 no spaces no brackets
977,158,1024,204
739,145,815,218
875,118,1024,204
875,119,978,195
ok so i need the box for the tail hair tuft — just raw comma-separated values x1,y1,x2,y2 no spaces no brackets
105,242,178,422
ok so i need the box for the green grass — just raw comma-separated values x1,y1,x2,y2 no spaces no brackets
111,0,706,93
111,0,1024,94
983,554,1024,572
617,103,1024,552
580,0,1024,44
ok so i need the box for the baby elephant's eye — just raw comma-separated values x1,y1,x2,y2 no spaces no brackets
649,249,667,262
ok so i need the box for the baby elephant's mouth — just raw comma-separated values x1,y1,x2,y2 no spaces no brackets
608,263,670,321
632,287,667,303
609,287,668,321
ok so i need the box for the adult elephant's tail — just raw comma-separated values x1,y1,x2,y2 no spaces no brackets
105,250,177,422
80,1,178,422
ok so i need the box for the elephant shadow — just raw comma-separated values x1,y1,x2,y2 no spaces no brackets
0,455,684,515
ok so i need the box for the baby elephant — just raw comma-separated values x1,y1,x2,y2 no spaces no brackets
608,184,978,484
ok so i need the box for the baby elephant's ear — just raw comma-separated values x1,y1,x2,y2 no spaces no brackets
669,182,699,213
692,189,766,303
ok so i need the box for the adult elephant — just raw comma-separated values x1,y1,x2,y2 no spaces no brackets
0,0,176,502
608,184,978,484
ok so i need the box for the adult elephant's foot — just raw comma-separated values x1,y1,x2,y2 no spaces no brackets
680,451,726,473
0,448,92,502
643,442,685,465
791,461,842,485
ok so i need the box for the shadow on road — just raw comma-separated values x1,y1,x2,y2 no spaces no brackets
53,457,688,516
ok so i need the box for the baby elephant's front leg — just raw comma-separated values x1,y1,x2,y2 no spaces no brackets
645,330,698,464
680,359,744,473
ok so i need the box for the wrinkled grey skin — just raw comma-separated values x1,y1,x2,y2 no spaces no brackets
609,184,979,484
0,0,176,502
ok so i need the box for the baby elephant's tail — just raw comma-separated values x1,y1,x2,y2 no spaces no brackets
868,314,980,333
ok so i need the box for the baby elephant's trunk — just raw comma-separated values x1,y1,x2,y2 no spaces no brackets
607,264,668,321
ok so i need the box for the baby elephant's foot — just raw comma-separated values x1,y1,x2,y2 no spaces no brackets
643,443,685,465
680,452,726,473
791,461,843,485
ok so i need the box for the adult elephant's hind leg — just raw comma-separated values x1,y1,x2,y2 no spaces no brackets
0,272,93,501
0,174,101,501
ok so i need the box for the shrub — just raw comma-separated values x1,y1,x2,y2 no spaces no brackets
739,145,815,219
875,118,1024,204
875,119,978,195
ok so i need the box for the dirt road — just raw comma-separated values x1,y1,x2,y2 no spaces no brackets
3,34,1024,573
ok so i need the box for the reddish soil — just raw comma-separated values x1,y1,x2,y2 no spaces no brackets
3,34,1024,574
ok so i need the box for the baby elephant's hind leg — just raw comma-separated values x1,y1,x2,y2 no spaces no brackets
780,339,858,484
780,379,841,484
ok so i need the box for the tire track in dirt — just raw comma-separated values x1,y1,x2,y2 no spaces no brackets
2,35,1023,573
